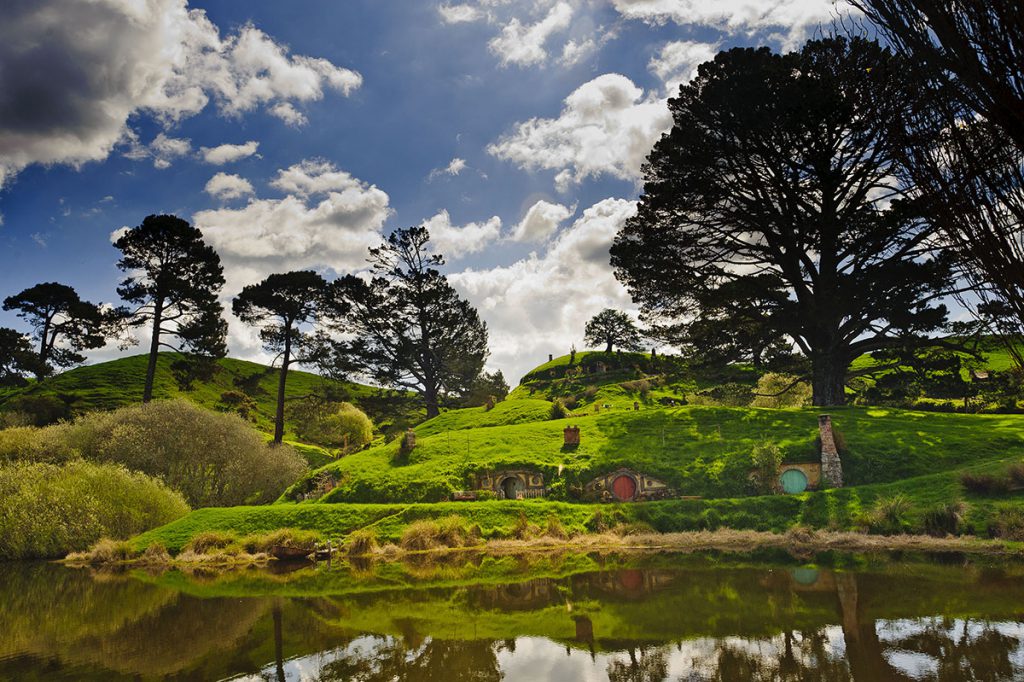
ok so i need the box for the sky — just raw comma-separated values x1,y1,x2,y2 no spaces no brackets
0,0,857,384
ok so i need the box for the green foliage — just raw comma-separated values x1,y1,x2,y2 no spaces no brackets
35,400,306,507
0,327,36,387
462,370,510,407
922,500,968,537
959,472,1011,495
346,528,378,556
864,494,915,535
751,373,811,409
2,393,70,426
289,398,373,451
0,460,189,559
988,506,1024,541
584,309,644,352
750,442,783,495
549,399,569,420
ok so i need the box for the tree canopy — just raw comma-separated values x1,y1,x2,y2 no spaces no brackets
322,226,489,418
2,282,110,379
232,270,327,443
114,215,226,402
583,309,644,353
0,328,34,387
610,37,957,405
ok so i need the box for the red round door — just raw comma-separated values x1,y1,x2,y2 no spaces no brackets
611,475,636,501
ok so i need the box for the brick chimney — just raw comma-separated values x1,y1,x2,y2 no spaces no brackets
819,414,843,488
564,425,580,447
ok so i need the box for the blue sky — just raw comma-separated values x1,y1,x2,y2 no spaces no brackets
0,0,854,382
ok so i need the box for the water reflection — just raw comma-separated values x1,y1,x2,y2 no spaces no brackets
0,555,1022,681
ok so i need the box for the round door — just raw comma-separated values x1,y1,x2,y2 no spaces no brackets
501,476,523,499
611,475,637,501
780,468,808,494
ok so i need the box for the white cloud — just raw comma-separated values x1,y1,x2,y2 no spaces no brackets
488,73,672,191
200,141,260,164
450,197,638,381
649,40,719,93
0,0,361,187
510,200,573,242
428,157,468,180
123,132,192,169
270,159,373,198
422,210,502,260
612,0,853,49
489,2,574,67
438,3,484,23
204,172,255,201
269,102,309,127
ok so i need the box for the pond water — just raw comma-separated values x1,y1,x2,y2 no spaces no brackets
2,551,1024,681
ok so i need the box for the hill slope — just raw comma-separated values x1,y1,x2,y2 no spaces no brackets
0,353,422,444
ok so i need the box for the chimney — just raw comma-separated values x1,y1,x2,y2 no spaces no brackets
818,415,843,488
564,425,580,447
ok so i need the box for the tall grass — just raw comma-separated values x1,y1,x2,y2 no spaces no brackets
0,460,189,559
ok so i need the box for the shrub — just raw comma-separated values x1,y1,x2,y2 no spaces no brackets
242,528,320,554
922,500,968,537
751,373,812,408
1008,463,1024,487
435,515,478,547
401,520,440,551
511,510,537,539
549,400,569,420
289,399,374,452
583,385,599,400
864,494,914,535
545,515,568,539
44,400,306,507
614,521,656,536
76,538,138,564
140,542,172,565
989,507,1024,541
750,442,783,495
2,394,70,426
346,528,378,556
218,390,259,421
0,460,189,560
959,472,1011,496
185,531,238,554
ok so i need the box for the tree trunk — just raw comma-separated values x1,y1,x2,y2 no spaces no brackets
143,300,164,403
274,331,291,444
424,383,440,419
605,340,613,352
811,358,846,406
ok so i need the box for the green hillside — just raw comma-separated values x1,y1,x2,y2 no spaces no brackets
0,352,422,444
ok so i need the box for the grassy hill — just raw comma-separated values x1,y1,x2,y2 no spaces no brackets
0,353,422,448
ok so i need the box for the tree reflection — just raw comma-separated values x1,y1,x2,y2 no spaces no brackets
315,637,503,682
606,645,669,682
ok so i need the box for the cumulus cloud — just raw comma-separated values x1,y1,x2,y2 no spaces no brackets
612,0,853,49
649,40,719,93
200,141,260,164
489,2,574,67
0,0,362,186
204,172,255,201
122,132,192,169
509,200,573,243
269,102,309,127
488,73,671,191
450,197,638,381
438,3,484,23
422,210,502,260
428,157,468,180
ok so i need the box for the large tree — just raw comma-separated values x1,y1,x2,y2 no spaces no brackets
852,0,1024,364
610,38,957,406
323,226,489,418
584,309,644,353
232,270,327,443
2,282,109,379
0,327,34,387
114,215,227,403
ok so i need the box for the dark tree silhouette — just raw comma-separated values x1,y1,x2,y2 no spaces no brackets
322,227,489,419
114,215,227,402
2,282,110,379
0,327,34,387
584,309,644,353
233,270,327,443
610,38,958,406
852,0,1024,364
462,370,510,407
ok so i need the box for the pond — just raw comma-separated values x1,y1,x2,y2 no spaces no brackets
2,551,1024,681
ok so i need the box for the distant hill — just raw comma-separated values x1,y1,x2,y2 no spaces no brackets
0,353,422,447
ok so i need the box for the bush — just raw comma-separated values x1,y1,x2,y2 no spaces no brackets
989,507,1024,541
959,472,1011,496
1008,463,1024,487
42,400,306,507
614,521,655,536
185,531,238,554
750,442,783,495
76,538,138,564
549,400,569,420
0,460,189,560
400,520,440,551
242,528,320,554
545,515,568,539
289,399,373,452
864,494,914,535
435,515,480,547
2,394,70,426
922,500,968,537
751,373,812,408
346,528,378,556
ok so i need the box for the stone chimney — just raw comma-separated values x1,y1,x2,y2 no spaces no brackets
819,414,843,488
549,354,553,362
564,425,580,447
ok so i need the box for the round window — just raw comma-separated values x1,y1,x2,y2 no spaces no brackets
779,468,808,494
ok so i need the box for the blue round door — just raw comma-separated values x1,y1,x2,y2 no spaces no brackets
780,468,808,494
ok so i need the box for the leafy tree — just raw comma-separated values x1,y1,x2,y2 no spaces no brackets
288,398,373,451
610,38,958,406
323,227,489,418
2,282,111,379
584,309,643,353
232,270,326,443
462,370,510,407
0,327,34,387
852,0,1024,365
114,215,227,402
